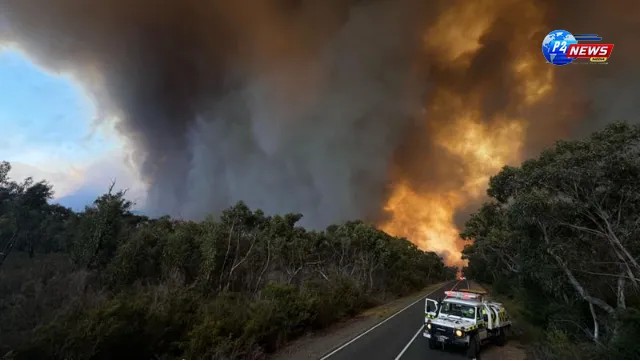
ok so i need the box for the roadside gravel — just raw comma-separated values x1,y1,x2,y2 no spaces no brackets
473,281,528,360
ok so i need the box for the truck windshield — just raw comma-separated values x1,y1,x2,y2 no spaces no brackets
440,301,475,319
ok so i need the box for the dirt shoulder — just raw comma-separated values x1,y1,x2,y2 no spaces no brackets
271,282,448,360
471,281,529,360
481,340,528,360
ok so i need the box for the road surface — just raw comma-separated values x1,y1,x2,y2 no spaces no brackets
321,279,474,360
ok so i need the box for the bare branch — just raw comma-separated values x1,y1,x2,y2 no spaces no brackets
616,194,624,227
538,219,615,314
0,229,18,269
254,237,271,295
317,269,330,281
617,270,626,310
558,222,607,238
588,301,599,342
218,217,236,289
595,206,640,274
571,268,640,283
227,236,256,290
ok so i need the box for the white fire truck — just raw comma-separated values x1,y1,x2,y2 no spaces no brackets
423,289,511,359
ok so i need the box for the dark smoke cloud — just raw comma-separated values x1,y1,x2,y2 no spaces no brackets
1,0,638,234
544,0,640,139
401,0,639,195
0,0,432,227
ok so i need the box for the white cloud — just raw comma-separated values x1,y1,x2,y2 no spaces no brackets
0,47,146,210
7,161,82,197
7,148,147,209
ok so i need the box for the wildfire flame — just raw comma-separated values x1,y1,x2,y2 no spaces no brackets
381,0,552,266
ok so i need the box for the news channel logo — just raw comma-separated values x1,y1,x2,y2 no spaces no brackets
542,30,578,66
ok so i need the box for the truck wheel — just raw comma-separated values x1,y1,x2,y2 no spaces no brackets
428,337,439,349
467,335,480,359
495,328,507,347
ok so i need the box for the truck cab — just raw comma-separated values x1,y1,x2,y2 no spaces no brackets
423,289,511,358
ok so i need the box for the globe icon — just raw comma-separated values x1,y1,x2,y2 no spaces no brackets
542,30,578,66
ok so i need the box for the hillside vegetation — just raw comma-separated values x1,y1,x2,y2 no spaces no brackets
0,161,454,359
462,122,640,359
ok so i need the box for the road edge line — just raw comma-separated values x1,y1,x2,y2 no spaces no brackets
320,280,455,360
393,279,462,360
451,279,461,291
394,325,424,360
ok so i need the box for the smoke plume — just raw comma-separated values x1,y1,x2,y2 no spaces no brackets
1,0,638,265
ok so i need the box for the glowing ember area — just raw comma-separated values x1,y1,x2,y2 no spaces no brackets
381,0,552,266
382,184,463,265
381,119,525,266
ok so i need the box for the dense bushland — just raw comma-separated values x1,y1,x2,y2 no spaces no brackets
462,122,640,359
0,162,454,359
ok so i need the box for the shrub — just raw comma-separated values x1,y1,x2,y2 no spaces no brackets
0,163,454,359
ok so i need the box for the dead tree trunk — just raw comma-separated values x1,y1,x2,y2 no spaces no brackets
0,231,17,269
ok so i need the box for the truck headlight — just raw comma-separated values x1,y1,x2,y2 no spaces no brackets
427,323,432,330
455,329,463,337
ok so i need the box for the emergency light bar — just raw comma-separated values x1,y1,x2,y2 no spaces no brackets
444,290,480,300
458,288,487,295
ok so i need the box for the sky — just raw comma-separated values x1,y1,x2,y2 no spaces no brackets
0,47,146,210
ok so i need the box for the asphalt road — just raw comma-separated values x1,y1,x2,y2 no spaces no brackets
321,279,474,360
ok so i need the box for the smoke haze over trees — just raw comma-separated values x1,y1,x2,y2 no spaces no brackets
1,0,638,261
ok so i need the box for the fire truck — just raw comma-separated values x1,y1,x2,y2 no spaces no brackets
423,289,511,359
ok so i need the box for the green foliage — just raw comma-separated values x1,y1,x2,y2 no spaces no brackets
462,122,640,358
1,161,57,263
0,162,452,359
605,307,640,359
15,285,200,359
69,186,135,271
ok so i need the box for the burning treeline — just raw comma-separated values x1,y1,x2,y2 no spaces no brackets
1,0,638,266
382,0,549,265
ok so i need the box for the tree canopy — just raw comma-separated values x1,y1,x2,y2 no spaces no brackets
462,122,640,359
0,162,454,359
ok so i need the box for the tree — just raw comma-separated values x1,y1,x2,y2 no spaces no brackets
0,162,54,268
0,160,454,359
70,183,134,271
463,122,640,346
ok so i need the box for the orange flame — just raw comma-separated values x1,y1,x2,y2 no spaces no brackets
381,0,552,266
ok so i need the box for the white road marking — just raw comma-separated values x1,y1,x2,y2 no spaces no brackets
451,279,461,291
393,279,464,360
395,325,423,360
320,280,456,360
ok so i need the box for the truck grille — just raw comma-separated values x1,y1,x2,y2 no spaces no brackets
432,325,454,338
